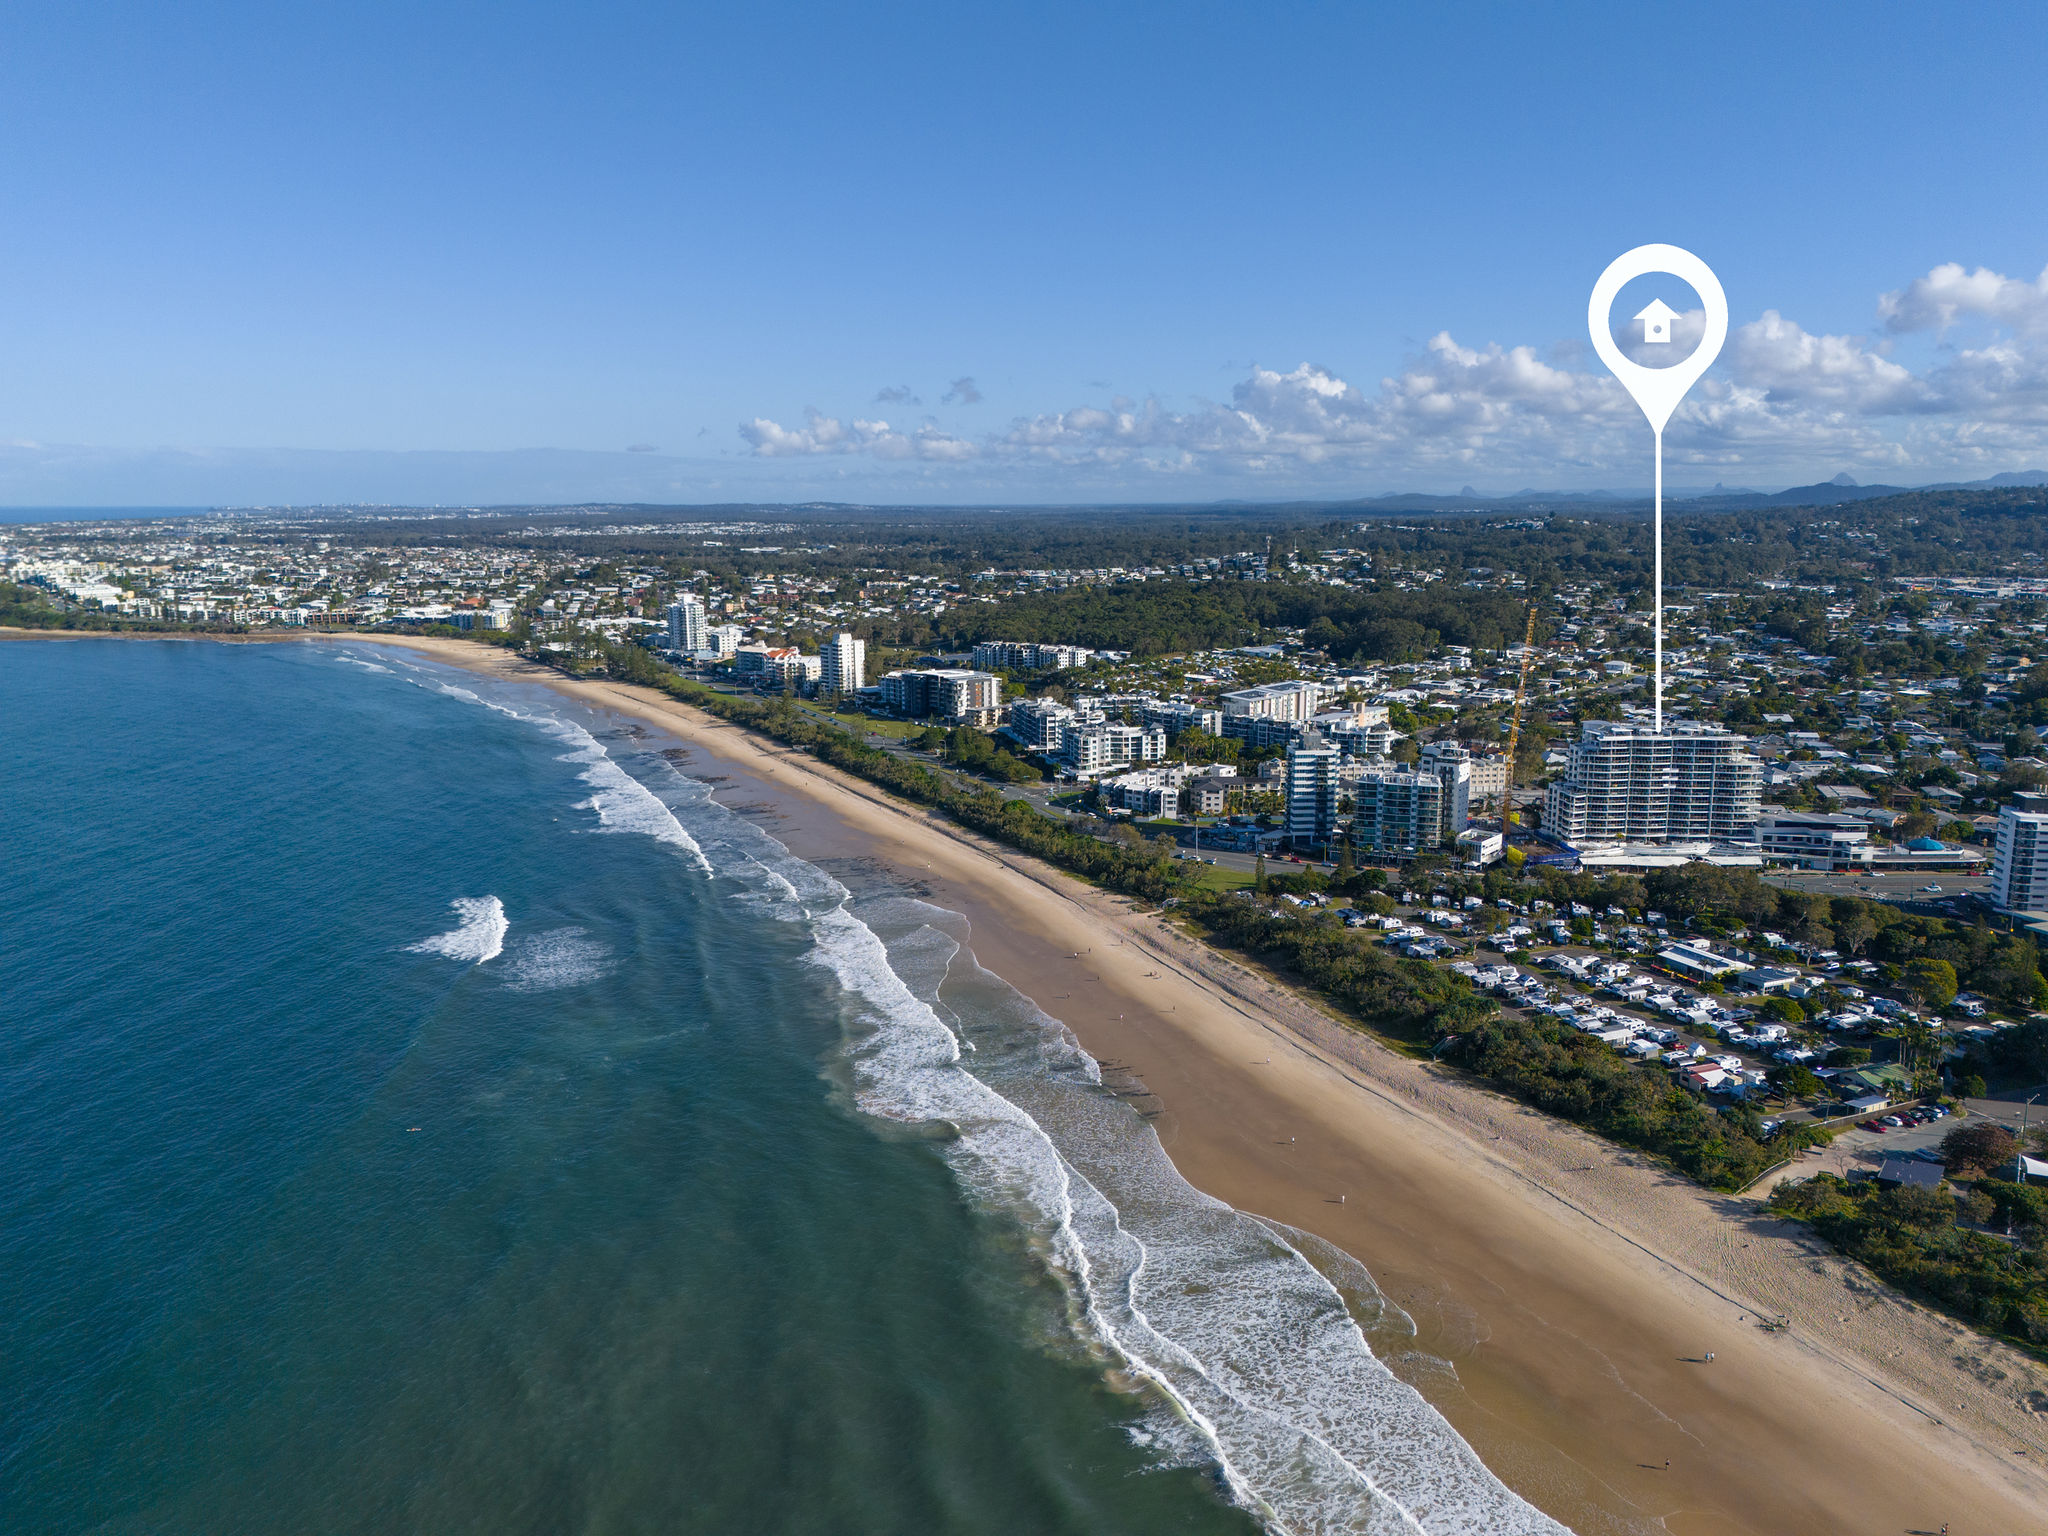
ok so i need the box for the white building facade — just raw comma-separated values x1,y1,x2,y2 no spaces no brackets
1221,680,1325,722
1755,812,1872,870
1992,797,2048,913
878,669,1003,727
666,594,708,653
1419,741,1474,834
1284,734,1343,848
820,632,866,694
972,640,1095,672
1543,720,1763,844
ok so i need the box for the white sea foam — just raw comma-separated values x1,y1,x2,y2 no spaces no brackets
502,927,615,992
407,896,508,964
332,651,393,673
803,891,1575,1536
395,665,713,875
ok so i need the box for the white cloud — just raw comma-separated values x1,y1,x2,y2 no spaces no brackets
1880,262,2048,336
739,408,976,462
738,259,2048,487
1726,310,1928,413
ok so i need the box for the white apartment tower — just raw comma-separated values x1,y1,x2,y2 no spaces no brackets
1543,719,1763,844
1284,733,1343,848
820,632,866,694
1992,794,2048,913
666,593,708,653
1418,741,1473,833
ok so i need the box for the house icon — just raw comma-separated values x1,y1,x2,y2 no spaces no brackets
1636,298,1680,344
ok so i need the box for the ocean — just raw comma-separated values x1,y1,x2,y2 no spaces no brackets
0,639,1566,1535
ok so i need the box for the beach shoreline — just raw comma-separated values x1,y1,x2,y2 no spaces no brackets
35,630,2048,1533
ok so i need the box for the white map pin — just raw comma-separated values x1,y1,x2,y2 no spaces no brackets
1587,244,1727,732
1588,243,1727,433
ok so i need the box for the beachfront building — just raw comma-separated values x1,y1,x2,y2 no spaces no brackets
666,593,708,653
1348,768,1448,860
735,645,821,688
1992,794,2048,913
878,668,1003,728
1543,719,1763,845
1101,766,1189,820
1060,722,1166,777
705,623,743,659
1284,733,1343,848
819,632,866,695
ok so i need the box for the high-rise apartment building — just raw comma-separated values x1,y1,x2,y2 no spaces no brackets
1418,741,1474,834
1284,734,1343,848
1348,769,1448,860
1992,793,2048,913
819,632,866,694
666,594,708,653
1542,719,1762,844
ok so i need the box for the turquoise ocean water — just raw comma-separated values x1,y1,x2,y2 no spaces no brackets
0,640,1567,1535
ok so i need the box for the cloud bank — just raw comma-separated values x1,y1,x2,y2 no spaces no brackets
740,260,2048,488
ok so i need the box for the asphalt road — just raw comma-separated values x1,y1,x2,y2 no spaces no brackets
1764,867,1991,910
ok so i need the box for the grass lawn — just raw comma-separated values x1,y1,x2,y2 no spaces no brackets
1179,862,1258,893
803,707,925,740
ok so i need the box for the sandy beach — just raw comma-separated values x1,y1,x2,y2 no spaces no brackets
33,630,2048,1533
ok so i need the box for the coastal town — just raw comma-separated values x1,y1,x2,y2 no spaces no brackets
9,492,2048,1344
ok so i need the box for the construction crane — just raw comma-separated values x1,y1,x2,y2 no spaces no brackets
1498,602,1539,825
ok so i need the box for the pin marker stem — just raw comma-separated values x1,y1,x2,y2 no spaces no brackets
1586,244,1726,738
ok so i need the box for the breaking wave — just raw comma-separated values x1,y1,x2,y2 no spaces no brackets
407,896,508,965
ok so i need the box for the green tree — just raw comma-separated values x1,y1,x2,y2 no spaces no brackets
1941,1121,2018,1177
1907,957,1959,1011
1836,909,1879,958
1254,854,1269,894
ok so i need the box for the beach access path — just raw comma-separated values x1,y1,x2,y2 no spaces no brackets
82,630,2048,1536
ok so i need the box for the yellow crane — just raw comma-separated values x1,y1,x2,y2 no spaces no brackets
1499,603,1539,825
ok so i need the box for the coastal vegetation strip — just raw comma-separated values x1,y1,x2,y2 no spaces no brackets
577,631,1802,1189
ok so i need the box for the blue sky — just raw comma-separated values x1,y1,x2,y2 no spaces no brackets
3,1,2047,504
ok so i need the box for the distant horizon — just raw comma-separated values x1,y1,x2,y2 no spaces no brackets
6,464,2046,525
